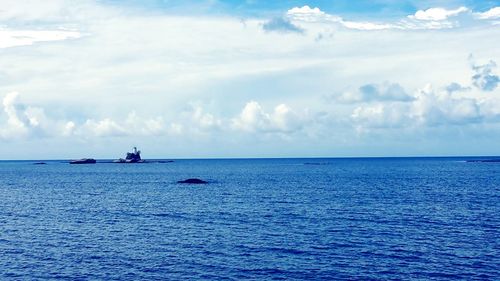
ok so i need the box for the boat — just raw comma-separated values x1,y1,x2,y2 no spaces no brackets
70,158,96,164
114,147,145,163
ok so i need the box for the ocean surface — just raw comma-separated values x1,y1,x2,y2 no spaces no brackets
0,157,499,280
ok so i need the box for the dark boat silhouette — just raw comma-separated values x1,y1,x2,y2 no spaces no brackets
114,147,145,163
70,158,96,164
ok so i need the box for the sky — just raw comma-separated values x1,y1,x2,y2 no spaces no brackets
0,0,499,159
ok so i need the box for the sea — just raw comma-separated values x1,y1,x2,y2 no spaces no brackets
0,157,499,280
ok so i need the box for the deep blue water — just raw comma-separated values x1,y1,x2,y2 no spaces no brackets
0,157,499,280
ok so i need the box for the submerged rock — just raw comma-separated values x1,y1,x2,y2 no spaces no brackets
177,178,208,184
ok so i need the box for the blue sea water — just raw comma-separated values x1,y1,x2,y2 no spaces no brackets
0,157,499,280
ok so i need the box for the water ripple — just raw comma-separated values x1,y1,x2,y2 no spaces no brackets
0,158,499,280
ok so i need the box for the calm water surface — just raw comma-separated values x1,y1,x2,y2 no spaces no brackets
0,158,499,280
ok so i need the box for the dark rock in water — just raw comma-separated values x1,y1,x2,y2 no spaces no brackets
33,162,47,165
177,178,208,184
467,159,500,163
70,158,96,164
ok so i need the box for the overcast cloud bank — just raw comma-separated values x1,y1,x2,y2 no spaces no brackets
0,1,499,158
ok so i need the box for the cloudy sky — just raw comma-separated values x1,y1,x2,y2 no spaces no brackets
1,0,499,159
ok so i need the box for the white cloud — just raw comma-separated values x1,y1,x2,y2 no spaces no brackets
0,1,499,157
231,101,304,133
350,78,495,131
0,0,73,21
168,123,183,135
286,5,327,22
231,101,269,132
1,93,307,140
471,59,500,91
351,93,462,131
1,92,28,138
411,85,481,126
476,7,500,19
446,82,470,93
348,57,500,132
351,103,411,129
337,83,414,103
271,104,304,132
285,5,496,31
0,92,73,139
190,106,222,131
124,112,166,136
0,92,172,139
398,19,455,29
0,0,112,23
62,121,75,136
341,21,393,31
287,5,447,34
409,7,469,21
0,28,81,49
78,112,172,138
286,6,392,30
262,17,304,33
80,118,126,137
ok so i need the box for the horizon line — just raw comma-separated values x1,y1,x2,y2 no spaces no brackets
1,155,499,162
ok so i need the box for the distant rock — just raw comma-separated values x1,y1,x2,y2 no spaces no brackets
177,178,208,184
467,159,500,163
33,162,47,165
70,158,96,164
